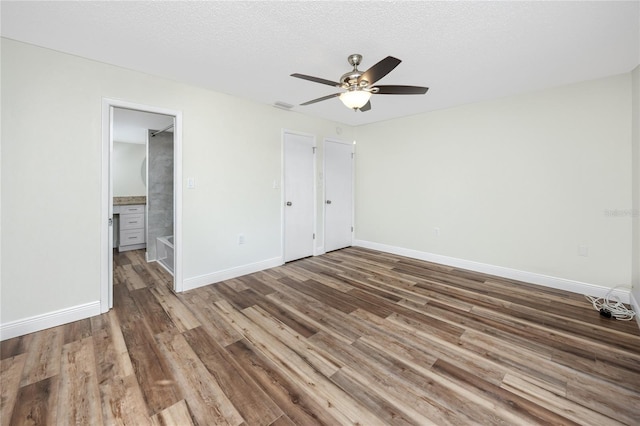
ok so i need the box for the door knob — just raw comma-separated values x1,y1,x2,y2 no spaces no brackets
326,200,332,204
286,201,292,206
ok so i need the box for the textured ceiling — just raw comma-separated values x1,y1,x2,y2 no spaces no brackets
2,1,639,126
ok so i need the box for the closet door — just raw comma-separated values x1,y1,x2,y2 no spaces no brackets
324,139,353,252
283,131,315,262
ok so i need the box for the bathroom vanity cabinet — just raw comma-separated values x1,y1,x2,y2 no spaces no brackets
117,204,146,252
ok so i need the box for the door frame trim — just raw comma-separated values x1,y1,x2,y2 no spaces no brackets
100,98,184,313
281,129,317,262
323,138,355,252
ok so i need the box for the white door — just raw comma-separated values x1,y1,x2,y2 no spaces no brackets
283,131,315,262
324,139,353,252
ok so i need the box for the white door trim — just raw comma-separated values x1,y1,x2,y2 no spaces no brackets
100,98,184,313
323,138,355,252
281,129,317,261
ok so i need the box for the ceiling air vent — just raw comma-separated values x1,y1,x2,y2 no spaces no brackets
274,101,294,110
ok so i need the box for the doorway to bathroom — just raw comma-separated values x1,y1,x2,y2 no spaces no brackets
101,99,183,312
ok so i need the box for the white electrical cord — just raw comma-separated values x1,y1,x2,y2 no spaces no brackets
585,287,636,321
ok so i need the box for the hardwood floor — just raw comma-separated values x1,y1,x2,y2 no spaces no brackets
2,247,639,425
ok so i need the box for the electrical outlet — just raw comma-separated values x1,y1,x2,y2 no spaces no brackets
238,234,245,245
434,227,440,237
578,245,588,257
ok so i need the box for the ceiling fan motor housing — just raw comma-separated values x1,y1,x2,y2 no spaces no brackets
341,71,365,89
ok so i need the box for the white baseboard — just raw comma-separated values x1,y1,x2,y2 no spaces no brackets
354,240,631,303
630,292,640,330
0,301,101,341
183,256,283,292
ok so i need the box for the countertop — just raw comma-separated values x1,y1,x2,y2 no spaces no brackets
113,196,146,206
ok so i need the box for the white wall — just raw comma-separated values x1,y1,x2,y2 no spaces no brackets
113,142,146,196
355,74,633,290
631,65,640,309
0,38,353,327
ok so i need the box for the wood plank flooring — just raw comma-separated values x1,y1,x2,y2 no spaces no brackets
2,247,640,425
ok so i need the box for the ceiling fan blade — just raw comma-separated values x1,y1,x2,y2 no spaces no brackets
358,56,401,86
291,73,341,87
359,100,372,112
300,92,341,106
375,85,429,95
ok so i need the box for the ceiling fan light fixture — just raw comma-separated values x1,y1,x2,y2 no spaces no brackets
339,90,371,110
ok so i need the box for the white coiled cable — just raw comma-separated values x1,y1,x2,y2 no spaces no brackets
585,287,636,321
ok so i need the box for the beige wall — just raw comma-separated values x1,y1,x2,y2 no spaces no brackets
1,38,354,324
1,36,636,331
355,74,633,288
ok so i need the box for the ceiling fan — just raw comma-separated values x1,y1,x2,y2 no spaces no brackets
291,54,429,112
